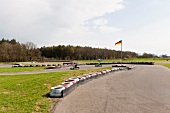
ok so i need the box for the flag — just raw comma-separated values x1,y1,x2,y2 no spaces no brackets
115,40,122,46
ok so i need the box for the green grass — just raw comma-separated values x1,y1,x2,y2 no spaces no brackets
0,67,46,73
161,64,170,68
74,58,170,64
0,67,112,113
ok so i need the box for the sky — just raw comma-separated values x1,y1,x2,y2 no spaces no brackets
0,0,170,56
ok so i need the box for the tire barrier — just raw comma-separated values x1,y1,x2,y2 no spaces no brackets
62,84,76,97
48,66,62,69
49,66,135,98
95,64,102,67
70,67,79,70
12,63,67,68
86,62,154,65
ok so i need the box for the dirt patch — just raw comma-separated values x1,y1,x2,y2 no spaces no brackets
44,84,52,89
3,92,11,94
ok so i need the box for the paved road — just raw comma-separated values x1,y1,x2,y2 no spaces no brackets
0,64,13,68
0,65,113,75
53,65,170,113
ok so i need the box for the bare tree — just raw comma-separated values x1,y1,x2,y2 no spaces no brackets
24,42,41,61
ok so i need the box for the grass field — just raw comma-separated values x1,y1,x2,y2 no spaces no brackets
0,67,46,73
161,64,170,68
0,67,112,113
74,58,170,64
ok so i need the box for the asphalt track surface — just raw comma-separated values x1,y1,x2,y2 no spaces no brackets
53,65,170,113
0,65,112,75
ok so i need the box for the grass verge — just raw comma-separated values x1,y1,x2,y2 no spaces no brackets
74,58,170,64
0,67,112,113
161,64,170,68
0,67,46,73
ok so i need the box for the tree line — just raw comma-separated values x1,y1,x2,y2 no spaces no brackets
40,45,138,60
0,38,168,62
0,38,41,62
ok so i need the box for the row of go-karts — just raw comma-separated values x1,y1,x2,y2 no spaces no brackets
49,66,134,98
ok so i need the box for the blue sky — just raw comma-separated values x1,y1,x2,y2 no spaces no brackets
0,0,170,55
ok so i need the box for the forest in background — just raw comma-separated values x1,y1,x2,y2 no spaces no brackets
0,38,168,62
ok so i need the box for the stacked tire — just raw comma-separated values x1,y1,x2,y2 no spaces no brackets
49,67,131,98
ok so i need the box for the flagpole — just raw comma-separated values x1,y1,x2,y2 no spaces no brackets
121,40,122,63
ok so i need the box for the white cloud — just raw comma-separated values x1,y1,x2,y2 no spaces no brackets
92,18,122,33
0,0,124,46
93,18,108,26
98,26,122,33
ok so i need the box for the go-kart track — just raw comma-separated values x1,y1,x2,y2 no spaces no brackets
0,64,113,75
52,65,170,113
1,64,170,113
